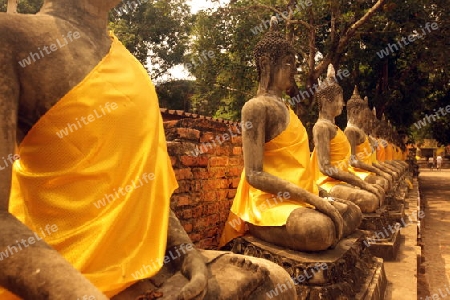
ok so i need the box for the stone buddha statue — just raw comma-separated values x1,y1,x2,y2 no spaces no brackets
374,115,406,174
362,103,402,181
344,87,393,191
220,19,361,252
309,65,384,213
0,3,296,299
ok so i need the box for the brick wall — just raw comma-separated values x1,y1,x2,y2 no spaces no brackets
164,118,246,249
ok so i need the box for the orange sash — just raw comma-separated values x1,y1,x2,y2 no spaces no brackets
219,109,317,247
3,33,177,298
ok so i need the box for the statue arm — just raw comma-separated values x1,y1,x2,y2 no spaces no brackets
345,130,391,180
0,27,107,300
313,123,381,198
241,102,343,242
166,210,208,300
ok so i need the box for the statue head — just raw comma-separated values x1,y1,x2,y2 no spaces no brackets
346,86,367,125
316,64,344,117
254,17,297,95
370,108,381,137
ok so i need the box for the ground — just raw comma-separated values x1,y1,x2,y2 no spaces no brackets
417,169,450,300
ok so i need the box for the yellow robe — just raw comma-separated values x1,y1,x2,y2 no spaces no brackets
310,127,359,192
2,33,178,298
385,143,394,161
376,139,387,162
219,108,317,247
352,136,374,180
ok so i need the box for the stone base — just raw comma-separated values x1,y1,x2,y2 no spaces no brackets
363,229,402,261
360,207,391,231
228,232,387,299
387,203,406,224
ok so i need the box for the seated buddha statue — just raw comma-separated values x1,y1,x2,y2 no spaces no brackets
344,87,393,191
220,19,362,252
0,3,296,299
309,65,384,213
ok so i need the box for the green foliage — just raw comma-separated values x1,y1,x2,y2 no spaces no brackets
108,0,192,80
0,0,43,13
156,80,195,111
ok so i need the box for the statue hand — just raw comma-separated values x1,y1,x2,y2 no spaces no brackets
382,172,393,191
366,183,384,206
315,197,344,247
178,248,208,300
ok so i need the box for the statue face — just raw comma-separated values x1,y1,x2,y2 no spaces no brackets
273,54,296,93
333,92,344,117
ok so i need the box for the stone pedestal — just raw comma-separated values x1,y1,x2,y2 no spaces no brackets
228,232,387,300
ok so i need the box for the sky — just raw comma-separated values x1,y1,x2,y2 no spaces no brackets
188,0,228,13
163,0,228,81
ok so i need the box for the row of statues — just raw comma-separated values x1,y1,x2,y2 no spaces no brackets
0,3,409,298
220,19,410,255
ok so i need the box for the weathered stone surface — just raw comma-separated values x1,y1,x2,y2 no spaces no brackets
226,232,387,299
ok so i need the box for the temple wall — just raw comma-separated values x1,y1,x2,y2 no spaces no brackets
164,118,248,249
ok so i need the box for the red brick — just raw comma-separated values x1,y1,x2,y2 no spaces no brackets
219,211,230,223
228,166,243,177
176,195,191,207
192,206,204,218
194,216,209,229
180,208,192,219
209,167,227,178
192,168,209,179
209,156,229,167
206,227,219,237
174,168,193,180
216,190,228,201
183,223,193,233
219,200,232,211
229,157,243,166
202,191,216,202
163,120,179,129
197,143,216,154
170,156,177,167
230,178,240,188
232,147,243,155
231,136,242,144
180,155,208,167
189,233,202,243
215,146,231,156
227,189,237,199
205,203,219,215
176,127,200,140
200,132,216,143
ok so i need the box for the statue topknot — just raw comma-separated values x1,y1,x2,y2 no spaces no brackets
316,64,343,110
346,85,366,112
253,16,296,80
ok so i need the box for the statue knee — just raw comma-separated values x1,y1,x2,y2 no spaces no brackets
357,192,379,213
286,212,335,251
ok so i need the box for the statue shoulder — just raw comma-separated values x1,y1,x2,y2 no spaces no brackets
313,119,337,137
242,96,272,119
0,13,38,52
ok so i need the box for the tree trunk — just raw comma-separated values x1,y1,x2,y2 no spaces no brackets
7,0,18,13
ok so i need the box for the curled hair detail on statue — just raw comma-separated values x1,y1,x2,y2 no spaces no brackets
316,64,343,110
253,16,296,80
346,86,366,112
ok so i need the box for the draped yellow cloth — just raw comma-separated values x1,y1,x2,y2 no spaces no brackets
219,108,317,247
385,143,394,160
2,33,178,299
351,136,374,180
376,139,386,162
310,127,356,192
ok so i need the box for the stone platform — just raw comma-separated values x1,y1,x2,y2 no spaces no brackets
359,207,402,261
228,232,387,299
